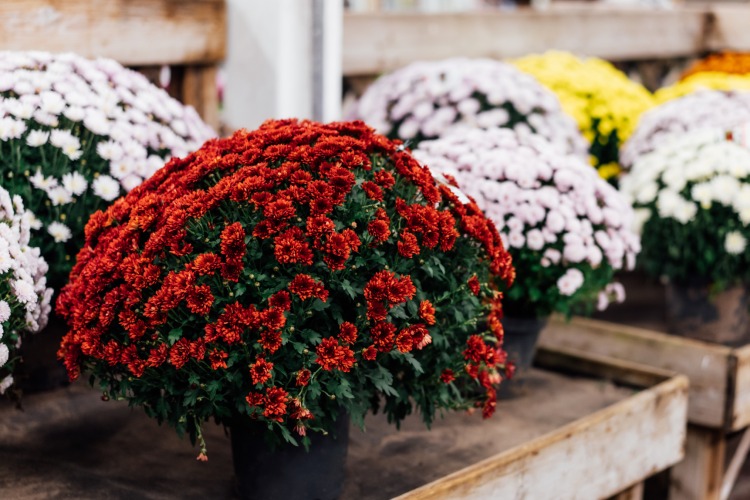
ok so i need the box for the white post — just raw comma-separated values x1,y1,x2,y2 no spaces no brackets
223,0,343,131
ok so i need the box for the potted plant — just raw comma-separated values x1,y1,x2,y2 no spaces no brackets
0,186,52,397
349,57,588,157
415,128,640,380
56,119,516,499
621,89,750,170
513,51,654,181
621,127,750,345
0,51,214,389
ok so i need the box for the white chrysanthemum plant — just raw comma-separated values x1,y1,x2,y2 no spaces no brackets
621,127,750,291
620,89,750,170
0,187,52,395
350,58,588,158
414,128,640,319
0,51,215,287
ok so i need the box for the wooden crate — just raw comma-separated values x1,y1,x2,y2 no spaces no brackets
342,3,750,77
0,345,687,499
540,317,750,500
0,0,226,129
343,346,687,499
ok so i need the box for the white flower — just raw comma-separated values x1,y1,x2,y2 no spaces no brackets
47,221,72,243
50,129,76,148
62,172,88,196
0,343,7,367
0,375,13,394
96,140,125,161
29,169,58,191
11,278,37,308
46,186,73,206
0,301,10,322
25,130,49,147
92,175,120,201
526,229,545,251
557,268,584,296
508,232,525,248
725,231,747,255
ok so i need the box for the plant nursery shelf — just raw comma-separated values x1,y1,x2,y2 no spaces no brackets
0,346,687,499
540,316,750,500
343,3,750,76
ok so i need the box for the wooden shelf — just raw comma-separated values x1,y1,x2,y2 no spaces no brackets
343,3,750,76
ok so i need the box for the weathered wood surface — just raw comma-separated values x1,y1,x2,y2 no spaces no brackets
540,316,734,429
0,0,226,65
343,3,750,76
390,348,688,500
0,348,688,499
670,425,726,500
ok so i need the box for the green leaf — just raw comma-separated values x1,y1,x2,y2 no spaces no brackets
168,327,183,346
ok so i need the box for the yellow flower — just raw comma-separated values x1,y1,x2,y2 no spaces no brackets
656,72,750,103
514,51,655,173
597,162,621,181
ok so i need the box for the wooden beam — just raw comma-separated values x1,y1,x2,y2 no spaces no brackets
0,0,226,65
707,4,750,52
343,6,707,76
670,426,725,500
611,482,644,500
180,65,220,131
721,427,750,500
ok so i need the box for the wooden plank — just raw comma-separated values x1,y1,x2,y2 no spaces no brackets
707,4,750,52
181,64,220,131
721,427,750,500
0,0,226,65
730,344,750,431
396,365,688,499
611,482,644,500
539,316,732,429
670,426,725,500
343,7,707,76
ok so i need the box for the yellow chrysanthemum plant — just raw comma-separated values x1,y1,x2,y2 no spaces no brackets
514,51,655,181
656,72,750,104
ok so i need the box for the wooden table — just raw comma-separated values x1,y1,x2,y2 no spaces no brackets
0,345,687,500
541,316,750,500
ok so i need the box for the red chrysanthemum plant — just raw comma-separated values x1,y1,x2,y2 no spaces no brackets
56,119,515,457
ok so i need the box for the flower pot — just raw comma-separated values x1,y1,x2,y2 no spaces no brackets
499,315,548,397
665,283,750,347
16,311,70,394
231,414,349,500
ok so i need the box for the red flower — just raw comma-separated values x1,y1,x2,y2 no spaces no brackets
370,322,396,352
374,170,395,189
246,391,264,407
419,300,436,326
482,387,497,419
189,338,206,361
397,230,420,258
169,338,191,369
339,322,358,344
315,337,356,372
364,270,416,321
263,387,289,422
367,219,390,244
362,346,377,361
361,181,383,201
467,275,480,296
220,222,246,261
190,253,222,276
296,368,311,386
187,285,214,315
259,330,282,353
261,307,286,331
274,227,313,266
440,369,455,384
463,335,488,364
288,274,329,302
250,357,274,385
264,198,296,222
146,344,168,368
209,349,229,370
268,291,291,311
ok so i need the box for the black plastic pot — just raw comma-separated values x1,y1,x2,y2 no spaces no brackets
231,414,349,500
499,315,548,397
665,283,750,347
16,311,70,394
